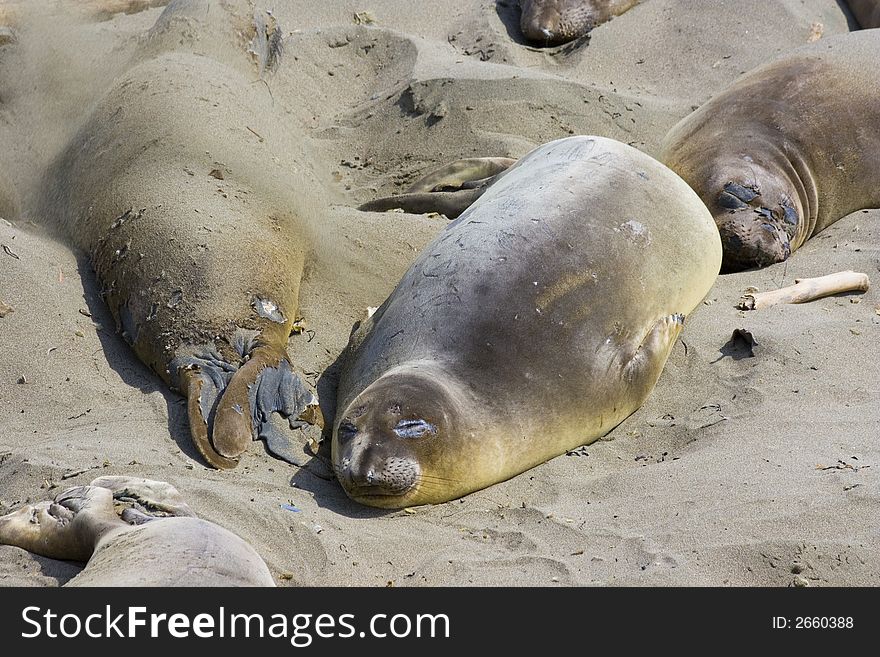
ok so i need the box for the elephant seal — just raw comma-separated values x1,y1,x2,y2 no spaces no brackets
660,30,880,271
846,0,880,28
0,477,275,586
518,0,640,45
335,136,721,508
42,0,323,469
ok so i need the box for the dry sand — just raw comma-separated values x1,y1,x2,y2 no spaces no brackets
0,0,877,586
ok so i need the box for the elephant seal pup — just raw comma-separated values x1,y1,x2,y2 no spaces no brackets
0,476,275,586
518,0,640,45
335,136,721,508
846,1,880,28
660,30,880,271
43,1,323,469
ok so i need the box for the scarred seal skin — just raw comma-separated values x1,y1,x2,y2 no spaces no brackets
0,477,275,586
336,136,721,508
660,30,880,271
40,0,323,469
518,0,640,45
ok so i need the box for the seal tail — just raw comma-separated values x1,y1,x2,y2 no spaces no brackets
182,368,241,469
179,343,323,470
358,188,485,218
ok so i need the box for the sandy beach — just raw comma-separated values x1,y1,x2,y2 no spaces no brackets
0,0,877,587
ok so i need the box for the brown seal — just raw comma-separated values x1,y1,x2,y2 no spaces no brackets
518,0,640,45
660,30,880,271
41,0,322,469
0,477,275,586
334,136,721,508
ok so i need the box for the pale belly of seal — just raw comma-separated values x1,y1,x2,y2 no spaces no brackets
518,0,640,45
334,136,721,508
660,30,880,271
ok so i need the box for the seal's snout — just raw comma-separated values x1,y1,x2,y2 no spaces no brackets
712,179,799,271
520,18,559,44
335,425,421,500
717,215,791,272
519,2,564,44
333,415,422,500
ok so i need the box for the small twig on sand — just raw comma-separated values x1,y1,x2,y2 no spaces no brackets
738,271,869,310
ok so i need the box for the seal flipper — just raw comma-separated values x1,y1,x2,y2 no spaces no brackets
174,343,322,469
89,475,196,518
252,357,323,465
622,313,685,386
179,366,240,469
358,157,515,218
406,157,516,193
211,343,324,465
359,188,485,219
0,486,122,562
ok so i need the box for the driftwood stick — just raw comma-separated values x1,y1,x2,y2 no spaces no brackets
738,271,870,310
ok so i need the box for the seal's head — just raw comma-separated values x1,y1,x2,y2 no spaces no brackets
332,364,478,508
519,0,595,46
698,156,805,272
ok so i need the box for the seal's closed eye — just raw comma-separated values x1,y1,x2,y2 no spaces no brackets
393,419,437,439
337,420,359,441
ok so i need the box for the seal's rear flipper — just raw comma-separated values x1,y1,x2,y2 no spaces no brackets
158,349,316,475
359,157,516,218
359,188,484,219
0,486,121,562
406,157,516,193
174,343,322,469
252,357,324,465
178,365,240,469
89,476,196,519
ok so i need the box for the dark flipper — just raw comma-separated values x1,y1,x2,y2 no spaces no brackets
358,187,485,219
358,157,516,218
173,343,323,470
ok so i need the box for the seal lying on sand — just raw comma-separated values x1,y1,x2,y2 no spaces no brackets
336,136,721,508
660,30,880,271
518,0,640,45
43,0,323,468
845,0,880,28
0,476,275,586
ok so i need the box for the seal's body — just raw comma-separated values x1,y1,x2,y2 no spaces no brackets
0,477,275,586
518,0,640,45
335,136,721,508
661,30,880,270
43,0,322,468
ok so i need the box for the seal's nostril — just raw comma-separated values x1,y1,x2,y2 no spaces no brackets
366,470,375,485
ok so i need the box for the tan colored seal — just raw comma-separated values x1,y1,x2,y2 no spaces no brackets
518,0,640,45
0,477,274,586
42,0,322,469
334,136,721,508
660,30,880,271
